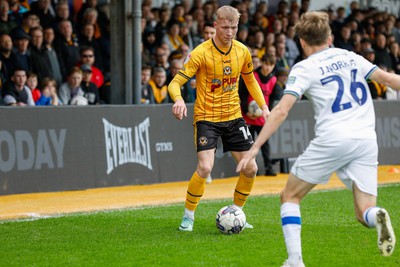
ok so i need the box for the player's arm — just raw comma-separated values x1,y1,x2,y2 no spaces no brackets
241,73,269,117
236,93,297,172
369,68,400,91
168,73,189,120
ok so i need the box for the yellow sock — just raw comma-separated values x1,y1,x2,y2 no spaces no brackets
185,172,206,211
234,172,255,207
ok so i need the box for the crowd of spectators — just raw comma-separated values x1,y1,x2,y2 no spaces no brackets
2,0,400,106
0,0,110,106
141,0,400,104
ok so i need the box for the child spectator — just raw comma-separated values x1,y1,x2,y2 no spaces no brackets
35,77,59,106
58,67,85,105
26,72,41,102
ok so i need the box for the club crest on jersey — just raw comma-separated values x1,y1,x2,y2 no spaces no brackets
199,136,208,146
223,66,232,75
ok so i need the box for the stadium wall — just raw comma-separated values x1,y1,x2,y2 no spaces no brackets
0,101,399,195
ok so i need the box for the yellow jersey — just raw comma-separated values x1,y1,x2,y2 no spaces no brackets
169,38,265,123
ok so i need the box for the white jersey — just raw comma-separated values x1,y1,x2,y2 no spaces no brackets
285,47,377,140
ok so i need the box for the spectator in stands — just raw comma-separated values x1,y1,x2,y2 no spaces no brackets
162,20,186,53
0,0,18,35
8,0,29,24
78,45,104,89
42,26,63,85
236,24,248,45
154,8,171,46
35,77,59,106
77,0,109,36
54,19,80,79
170,3,186,23
12,29,32,72
141,64,154,104
54,0,77,33
362,47,376,63
153,45,170,70
79,23,104,71
148,66,169,104
389,41,400,74
80,8,102,40
30,0,55,29
29,26,53,83
0,33,16,79
80,63,99,105
274,67,288,102
26,71,40,103
285,25,300,67
179,22,194,51
334,25,354,51
275,40,290,71
142,28,157,66
252,30,265,59
58,66,85,105
373,32,393,69
15,11,41,35
2,68,34,106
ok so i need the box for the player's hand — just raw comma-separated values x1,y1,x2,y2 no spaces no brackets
246,112,257,120
172,99,187,120
261,104,270,120
236,147,259,172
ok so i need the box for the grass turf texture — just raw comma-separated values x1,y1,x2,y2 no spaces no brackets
1,185,399,267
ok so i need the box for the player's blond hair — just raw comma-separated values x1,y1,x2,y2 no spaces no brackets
216,5,241,22
294,11,331,46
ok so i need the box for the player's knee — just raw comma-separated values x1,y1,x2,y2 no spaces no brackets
197,162,213,177
242,160,257,177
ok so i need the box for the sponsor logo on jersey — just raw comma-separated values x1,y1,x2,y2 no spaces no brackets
211,77,237,92
287,76,296,84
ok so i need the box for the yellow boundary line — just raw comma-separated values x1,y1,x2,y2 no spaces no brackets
1,165,399,221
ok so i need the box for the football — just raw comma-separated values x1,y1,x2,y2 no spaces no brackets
247,100,263,118
216,205,246,234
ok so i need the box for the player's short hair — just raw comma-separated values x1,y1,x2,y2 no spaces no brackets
294,11,331,46
216,6,240,22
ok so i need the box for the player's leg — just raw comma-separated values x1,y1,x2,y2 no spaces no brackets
231,150,257,229
231,150,258,209
280,173,315,267
339,139,395,256
179,121,219,231
353,184,396,256
179,149,215,231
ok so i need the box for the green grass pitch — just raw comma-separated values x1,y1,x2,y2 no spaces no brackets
1,184,399,266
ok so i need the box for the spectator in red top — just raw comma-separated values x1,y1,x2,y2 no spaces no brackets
78,45,104,88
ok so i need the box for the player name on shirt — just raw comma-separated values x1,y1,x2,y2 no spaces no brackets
319,59,357,75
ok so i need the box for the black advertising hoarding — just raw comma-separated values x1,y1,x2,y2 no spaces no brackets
0,101,399,195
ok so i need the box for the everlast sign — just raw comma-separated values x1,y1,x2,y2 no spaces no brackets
103,118,152,175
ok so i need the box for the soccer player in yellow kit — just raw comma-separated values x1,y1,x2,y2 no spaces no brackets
168,5,269,232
